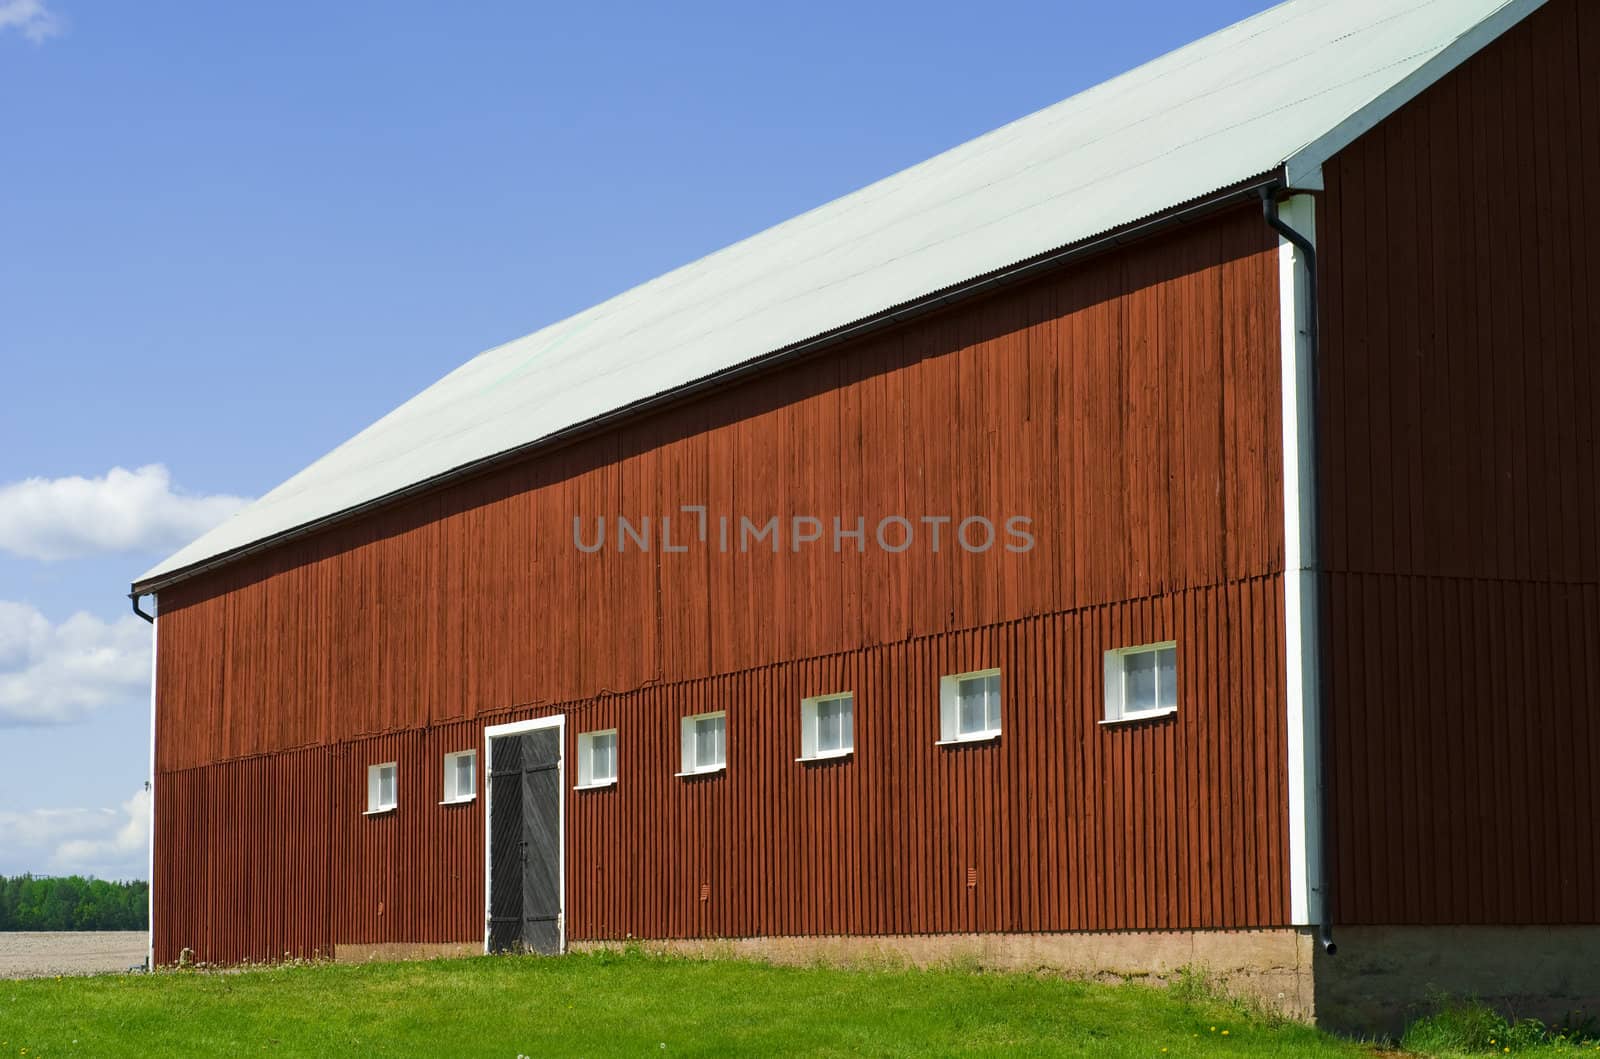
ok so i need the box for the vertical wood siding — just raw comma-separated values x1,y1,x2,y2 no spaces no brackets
153,206,1290,962
1318,0,1600,926
154,582,1288,963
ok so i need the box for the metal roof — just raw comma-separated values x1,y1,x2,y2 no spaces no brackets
135,0,1543,594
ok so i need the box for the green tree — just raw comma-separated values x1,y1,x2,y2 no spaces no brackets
0,875,148,931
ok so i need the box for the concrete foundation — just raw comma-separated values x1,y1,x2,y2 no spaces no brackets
1312,926,1600,1037
333,926,1600,1037
572,929,1319,1020
573,926,1600,1034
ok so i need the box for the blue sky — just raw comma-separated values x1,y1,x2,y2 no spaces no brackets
0,0,1268,878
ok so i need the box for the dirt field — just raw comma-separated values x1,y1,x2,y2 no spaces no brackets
0,932,147,978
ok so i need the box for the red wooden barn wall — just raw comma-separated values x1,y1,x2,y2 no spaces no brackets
152,204,1289,963
1317,0,1600,927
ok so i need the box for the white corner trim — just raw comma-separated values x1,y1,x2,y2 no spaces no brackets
1098,706,1179,727
935,731,1001,747
795,749,854,764
674,764,727,778
1284,0,1548,186
482,713,567,955
145,605,157,970
1277,193,1324,928
1292,165,1325,193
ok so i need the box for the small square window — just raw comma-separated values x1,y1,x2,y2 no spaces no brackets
442,750,476,804
798,693,854,762
938,669,1002,744
677,711,726,776
366,762,397,814
1103,642,1179,723
577,729,619,788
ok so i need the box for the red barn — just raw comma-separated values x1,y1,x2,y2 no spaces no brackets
131,0,1598,1031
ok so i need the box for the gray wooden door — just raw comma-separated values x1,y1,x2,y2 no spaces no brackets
487,728,562,954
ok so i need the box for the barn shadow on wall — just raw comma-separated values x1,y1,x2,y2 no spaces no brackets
1307,0,1600,1030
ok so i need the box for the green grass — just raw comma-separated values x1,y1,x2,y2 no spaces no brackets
0,951,1352,1058
1399,999,1600,1058
0,951,1594,1058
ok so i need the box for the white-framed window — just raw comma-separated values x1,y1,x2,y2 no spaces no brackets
576,729,619,789
797,693,854,762
677,711,726,776
366,761,398,814
938,669,1002,744
441,749,476,804
1103,641,1178,723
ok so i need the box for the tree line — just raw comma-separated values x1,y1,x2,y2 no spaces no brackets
0,875,149,931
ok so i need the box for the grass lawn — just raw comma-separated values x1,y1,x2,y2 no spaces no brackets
0,951,1594,1058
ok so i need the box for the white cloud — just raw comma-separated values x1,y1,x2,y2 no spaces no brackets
0,0,62,42
54,789,151,875
0,789,149,880
0,465,248,561
0,601,151,726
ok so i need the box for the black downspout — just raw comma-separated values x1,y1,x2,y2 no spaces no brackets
131,592,155,624
1261,186,1336,958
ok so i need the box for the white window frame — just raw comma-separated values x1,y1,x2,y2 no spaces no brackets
937,668,1002,745
1102,640,1180,724
365,761,398,815
797,692,854,763
676,711,726,777
575,729,619,790
441,749,477,804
